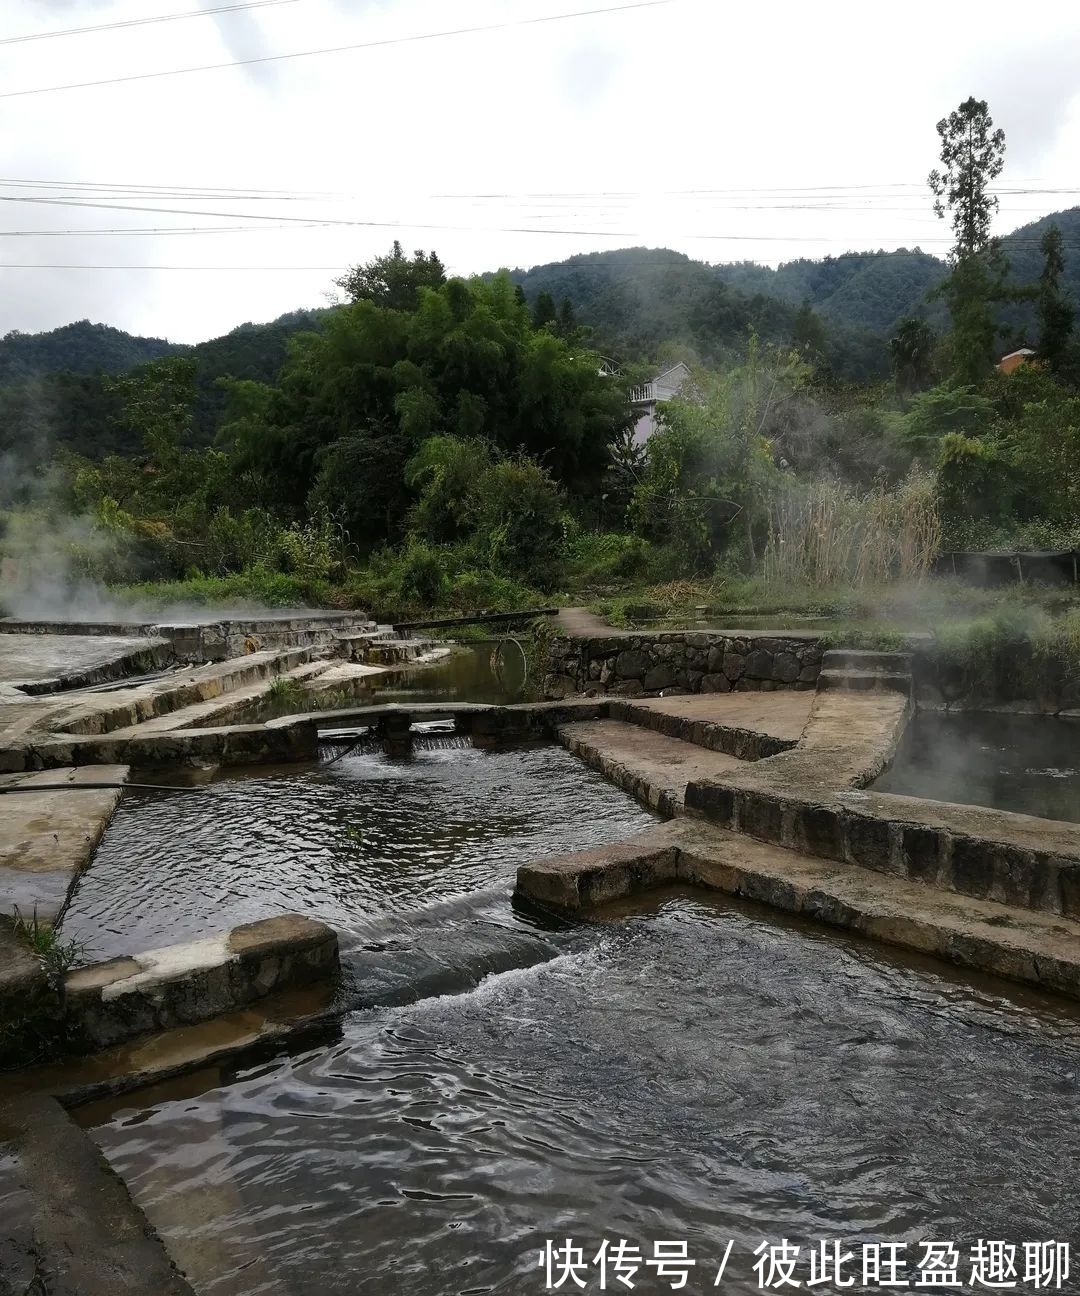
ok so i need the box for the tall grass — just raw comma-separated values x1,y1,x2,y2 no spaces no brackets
762,469,940,588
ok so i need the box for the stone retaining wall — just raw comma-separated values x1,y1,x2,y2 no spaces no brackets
542,632,823,700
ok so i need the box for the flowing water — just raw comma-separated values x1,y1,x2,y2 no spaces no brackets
60,743,657,963
81,891,1080,1296
875,711,1080,822
62,728,1080,1294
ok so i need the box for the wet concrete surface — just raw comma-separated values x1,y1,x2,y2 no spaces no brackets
0,765,129,921
0,1094,195,1294
0,633,160,686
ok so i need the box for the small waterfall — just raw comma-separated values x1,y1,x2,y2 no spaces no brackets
317,720,473,761
412,732,472,752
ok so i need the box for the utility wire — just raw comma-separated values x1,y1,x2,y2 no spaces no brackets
0,0,676,99
0,0,302,46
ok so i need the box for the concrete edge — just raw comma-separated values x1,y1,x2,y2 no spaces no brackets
63,915,340,1053
0,1092,197,1294
514,823,1080,1000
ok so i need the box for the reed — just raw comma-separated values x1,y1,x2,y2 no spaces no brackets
762,469,940,589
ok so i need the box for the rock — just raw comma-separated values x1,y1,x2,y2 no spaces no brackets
744,649,774,680
543,673,578,699
701,673,732,693
706,645,725,673
643,665,677,692
614,649,650,679
772,652,801,684
722,652,746,682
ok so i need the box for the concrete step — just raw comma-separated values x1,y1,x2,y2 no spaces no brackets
817,668,911,694
821,648,912,674
110,660,332,735
515,819,1080,1000
0,765,129,922
335,631,436,665
48,646,317,737
557,719,747,817
607,693,812,760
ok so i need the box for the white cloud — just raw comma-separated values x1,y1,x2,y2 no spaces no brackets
1,0,1079,342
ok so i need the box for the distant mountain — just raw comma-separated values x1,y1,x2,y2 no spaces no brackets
0,319,181,385
0,309,331,460
508,207,1080,371
3,208,1078,462
712,249,946,333
509,246,897,379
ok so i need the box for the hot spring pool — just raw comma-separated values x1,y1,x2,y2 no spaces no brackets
60,742,657,963
874,711,1080,823
79,892,1080,1296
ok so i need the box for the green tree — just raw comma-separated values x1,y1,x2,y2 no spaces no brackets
556,297,579,338
928,97,1008,384
404,435,494,543
792,299,827,362
335,240,446,311
231,271,630,517
889,318,937,397
471,456,566,589
1036,225,1075,369
629,346,790,568
307,425,411,548
532,291,558,331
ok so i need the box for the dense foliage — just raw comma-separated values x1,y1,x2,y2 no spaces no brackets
4,99,1080,622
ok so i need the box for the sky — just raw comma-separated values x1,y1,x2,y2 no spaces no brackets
2,0,1080,344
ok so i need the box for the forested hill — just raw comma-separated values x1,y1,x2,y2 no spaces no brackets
509,206,1080,361
511,245,946,341
0,320,180,384
0,308,331,459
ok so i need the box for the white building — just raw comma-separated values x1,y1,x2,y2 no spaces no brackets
629,361,693,446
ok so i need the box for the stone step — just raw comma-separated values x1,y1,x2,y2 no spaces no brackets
556,719,746,817
335,631,436,665
515,819,1080,1000
821,648,912,674
0,765,129,923
817,668,911,694
606,693,810,760
109,660,332,735
48,647,316,737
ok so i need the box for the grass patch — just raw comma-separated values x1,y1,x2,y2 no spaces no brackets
13,907,88,980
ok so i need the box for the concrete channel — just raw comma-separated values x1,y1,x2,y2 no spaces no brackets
4,611,1080,1291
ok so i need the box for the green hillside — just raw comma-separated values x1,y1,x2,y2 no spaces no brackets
0,319,180,385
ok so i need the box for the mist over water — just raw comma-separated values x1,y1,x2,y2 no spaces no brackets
876,711,1080,822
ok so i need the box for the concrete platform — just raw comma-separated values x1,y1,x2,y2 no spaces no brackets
0,632,163,688
516,818,1080,999
0,1093,196,1294
64,915,340,1052
623,691,813,743
557,718,746,815
0,766,129,921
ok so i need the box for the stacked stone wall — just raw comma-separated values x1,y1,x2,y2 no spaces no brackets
542,632,823,700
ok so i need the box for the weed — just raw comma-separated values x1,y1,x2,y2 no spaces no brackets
267,675,304,704
12,908,88,982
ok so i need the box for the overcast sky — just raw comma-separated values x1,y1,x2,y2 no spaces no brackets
3,0,1080,343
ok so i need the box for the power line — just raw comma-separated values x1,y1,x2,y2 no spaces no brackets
6,242,1080,270
0,0,676,99
0,0,301,46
